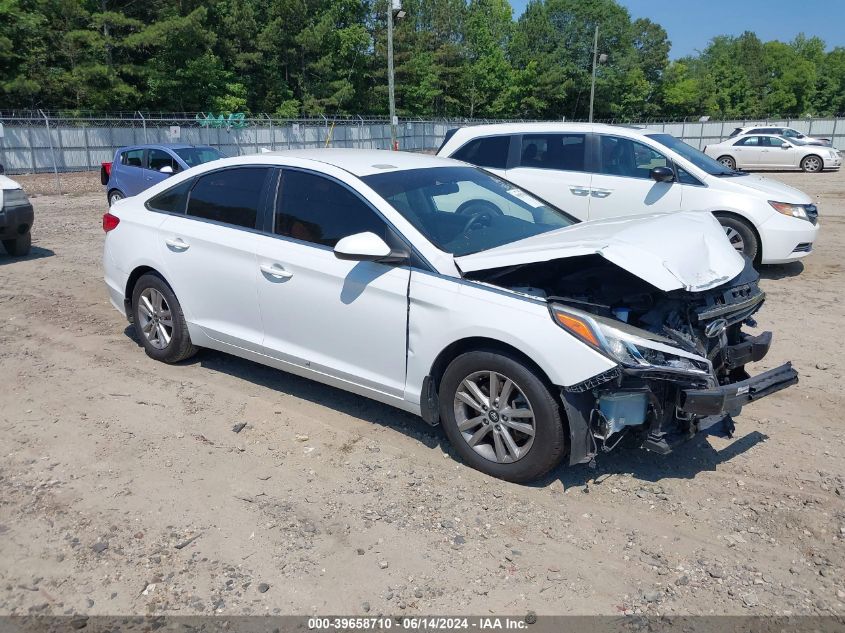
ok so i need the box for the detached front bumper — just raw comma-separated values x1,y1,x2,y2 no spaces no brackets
678,362,798,417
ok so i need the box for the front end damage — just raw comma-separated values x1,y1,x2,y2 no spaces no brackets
467,255,798,465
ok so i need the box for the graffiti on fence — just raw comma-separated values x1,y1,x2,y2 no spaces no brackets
195,112,249,130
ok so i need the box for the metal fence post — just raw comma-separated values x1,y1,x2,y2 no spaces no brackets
267,114,275,151
39,110,61,194
83,123,91,171
137,111,148,144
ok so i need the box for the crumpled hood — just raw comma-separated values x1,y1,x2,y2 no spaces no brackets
724,173,813,204
456,211,745,292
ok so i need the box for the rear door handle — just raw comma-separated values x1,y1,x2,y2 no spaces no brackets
165,238,190,251
260,263,293,280
569,186,590,196
591,188,613,198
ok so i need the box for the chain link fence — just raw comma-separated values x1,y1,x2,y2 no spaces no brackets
1,111,843,191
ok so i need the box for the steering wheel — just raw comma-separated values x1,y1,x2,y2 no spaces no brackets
456,199,503,233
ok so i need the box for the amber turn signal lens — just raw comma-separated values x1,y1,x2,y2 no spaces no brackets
553,311,601,347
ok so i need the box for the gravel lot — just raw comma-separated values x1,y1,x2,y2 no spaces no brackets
1,169,843,617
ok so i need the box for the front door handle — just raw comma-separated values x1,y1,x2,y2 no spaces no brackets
569,186,590,196
165,237,190,251
591,188,613,198
260,263,293,280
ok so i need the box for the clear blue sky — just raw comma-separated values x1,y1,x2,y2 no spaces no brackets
507,0,845,59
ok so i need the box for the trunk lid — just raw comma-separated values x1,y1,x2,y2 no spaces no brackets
456,211,745,293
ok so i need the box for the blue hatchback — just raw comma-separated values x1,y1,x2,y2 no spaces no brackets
102,144,223,205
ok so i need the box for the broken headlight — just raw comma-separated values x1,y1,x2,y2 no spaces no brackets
550,304,711,374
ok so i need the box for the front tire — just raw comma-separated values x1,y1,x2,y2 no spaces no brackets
801,154,823,173
717,155,736,170
131,273,197,363
438,350,566,483
717,215,759,262
2,232,31,257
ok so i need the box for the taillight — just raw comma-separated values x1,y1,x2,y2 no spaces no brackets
102,161,112,176
103,212,120,232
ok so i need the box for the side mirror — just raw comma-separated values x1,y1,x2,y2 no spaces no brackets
650,166,675,183
334,232,393,261
781,142,790,149
159,165,174,174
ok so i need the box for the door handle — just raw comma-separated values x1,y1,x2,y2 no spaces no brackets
260,263,293,280
165,237,190,251
591,188,613,198
569,186,590,196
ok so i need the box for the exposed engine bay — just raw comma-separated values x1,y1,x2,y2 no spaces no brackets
465,254,799,464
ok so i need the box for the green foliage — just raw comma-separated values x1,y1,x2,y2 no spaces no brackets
2,0,843,119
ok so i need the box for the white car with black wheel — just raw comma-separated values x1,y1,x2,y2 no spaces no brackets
437,123,821,264
102,150,797,482
704,134,841,173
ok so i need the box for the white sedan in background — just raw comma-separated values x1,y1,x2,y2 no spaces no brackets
704,134,841,173
102,150,797,482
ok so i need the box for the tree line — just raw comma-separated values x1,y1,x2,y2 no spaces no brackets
3,0,844,119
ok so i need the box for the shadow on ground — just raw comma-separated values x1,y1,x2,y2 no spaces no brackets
538,429,769,490
760,261,804,280
0,246,55,264
123,327,769,487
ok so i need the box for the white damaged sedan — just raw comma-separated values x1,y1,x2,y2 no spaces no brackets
102,150,797,482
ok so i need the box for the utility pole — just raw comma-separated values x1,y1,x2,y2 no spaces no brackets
589,25,599,123
387,0,397,150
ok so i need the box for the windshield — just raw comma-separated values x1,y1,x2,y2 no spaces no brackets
782,129,805,139
647,133,747,177
362,167,577,256
174,147,223,167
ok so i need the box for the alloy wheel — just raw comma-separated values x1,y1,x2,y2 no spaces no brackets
723,226,745,253
718,156,735,169
803,156,821,172
453,371,536,464
137,288,174,350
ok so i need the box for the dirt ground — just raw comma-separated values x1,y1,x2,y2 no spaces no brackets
0,169,843,618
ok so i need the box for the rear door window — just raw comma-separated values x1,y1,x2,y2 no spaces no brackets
121,149,144,168
451,136,510,169
518,134,587,172
146,178,195,214
186,167,270,229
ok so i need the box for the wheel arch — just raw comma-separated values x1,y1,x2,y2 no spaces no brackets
802,153,823,171
420,336,560,426
124,265,170,322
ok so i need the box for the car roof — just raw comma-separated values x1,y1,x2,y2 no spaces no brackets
255,148,462,177
118,143,211,151
445,122,654,137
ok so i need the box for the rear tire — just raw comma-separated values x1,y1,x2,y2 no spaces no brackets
716,215,759,263
2,232,31,257
108,189,124,206
801,154,823,173
717,155,736,170
438,350,566,483
131,273,197,363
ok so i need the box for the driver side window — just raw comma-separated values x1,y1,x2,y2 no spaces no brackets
275,170,387,247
